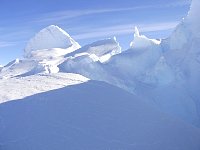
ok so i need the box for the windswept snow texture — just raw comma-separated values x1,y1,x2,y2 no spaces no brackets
24,25,80,58
0,73,89,103
0,80,200,150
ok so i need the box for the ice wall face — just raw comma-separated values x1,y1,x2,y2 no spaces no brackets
187,0,200,36
24,25,80,58
165,0,200,51
164,0,200,78
158,0,200,126
188,0,199,17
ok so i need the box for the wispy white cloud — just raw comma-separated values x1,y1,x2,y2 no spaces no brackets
72,21,179,40
170,0,191,7
0,30,31,48
0,30,31,39
33,1,190,24
0,40,27,48
34,8,133,23
0,41,16,48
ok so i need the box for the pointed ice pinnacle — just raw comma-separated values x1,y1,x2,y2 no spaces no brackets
130,26,160,48
134,26,140,37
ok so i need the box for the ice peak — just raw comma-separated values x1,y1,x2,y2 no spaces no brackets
130,26,160,48
24,25,80,58
44,25,70,37
45,25,59,29
134,26,140,37
46,25,59,29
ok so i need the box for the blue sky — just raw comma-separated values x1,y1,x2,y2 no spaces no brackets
0,0,190,65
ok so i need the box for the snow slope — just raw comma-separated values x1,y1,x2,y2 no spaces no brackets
0,73,88,103
0,59,37,79
0,80,200,150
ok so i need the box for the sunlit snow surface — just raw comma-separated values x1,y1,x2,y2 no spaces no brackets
0,80,200,150
0,73,89,103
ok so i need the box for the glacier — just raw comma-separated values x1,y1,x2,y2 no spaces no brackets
0,0,200,149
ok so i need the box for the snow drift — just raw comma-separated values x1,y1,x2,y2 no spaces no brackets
0,80,200,150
